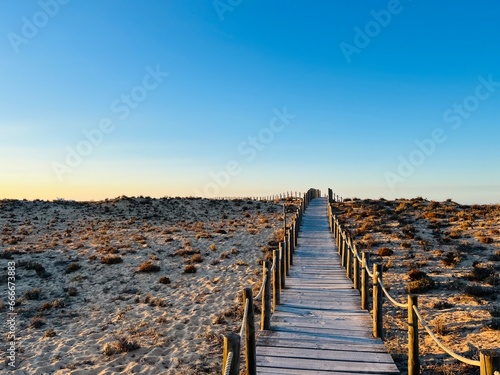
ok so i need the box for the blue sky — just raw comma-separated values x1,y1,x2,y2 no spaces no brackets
1,1,499,203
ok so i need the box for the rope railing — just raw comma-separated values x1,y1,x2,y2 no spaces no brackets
220,188,319,375
378,277,408,309
412,305,480,367
253,276,266,300
328,188,500,375
239,299,250,339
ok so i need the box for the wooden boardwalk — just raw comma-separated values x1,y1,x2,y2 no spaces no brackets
256,198,400,374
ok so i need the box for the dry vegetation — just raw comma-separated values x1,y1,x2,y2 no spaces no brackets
0,196,287,374
332,198,500,374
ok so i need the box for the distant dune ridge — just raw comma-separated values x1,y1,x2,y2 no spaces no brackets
1,196,498,374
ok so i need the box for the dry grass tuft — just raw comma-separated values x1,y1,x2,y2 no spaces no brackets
102,337,140,356
378,247,394,256
101,255,123,264
136,261,160,273
184,264,197,274
159,276,171,284
65,262,81,273
25,288,41,300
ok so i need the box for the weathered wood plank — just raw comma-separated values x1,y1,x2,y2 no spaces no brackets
256,346,396,364
257,355,400,373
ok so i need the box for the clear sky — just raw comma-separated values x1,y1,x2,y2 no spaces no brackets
1,1,499,204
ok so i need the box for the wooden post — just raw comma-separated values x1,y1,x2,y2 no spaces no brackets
480,350,500,375
346,241,352,279
279,245,286,289
373,263,383,339
336,225,341,253
261,261,271,330
287,231,293,266
273,250,280,308
340,234,346,267
361,252,368,310
284,236,290,276
283,203,286,237
243,288,256,375
293,218,297,249
222,333,240,375
408,295,419,375
353,245,359,290
343,236,348,268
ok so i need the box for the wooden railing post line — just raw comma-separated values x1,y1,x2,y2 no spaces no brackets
261,261,271,330
408,294,419,375
222,333,240,375
243,288,256,375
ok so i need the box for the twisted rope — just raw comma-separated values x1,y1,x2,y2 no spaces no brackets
270,255,277,272
254,274,267,299
377,277,408,308
365,263,374,278
223,351,233,375
412,305,480,367
239,299,250,339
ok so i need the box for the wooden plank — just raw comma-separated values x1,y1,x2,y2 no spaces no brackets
256,346,396,364
257,335,390,353
257,355,400,373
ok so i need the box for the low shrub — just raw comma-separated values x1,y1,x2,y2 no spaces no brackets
159,276,171,284
408,276,436,294
25,288,41,300
378,247,394,256
136,261,160,273
408,269,428,281
30,315,46,328
479,237,494,244
442,252,459,267
65,262,81,274
184,264,197,274
101,255,123,264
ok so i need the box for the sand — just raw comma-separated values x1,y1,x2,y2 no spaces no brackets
333,198,500,375
3,195,498,375
0,196,286,374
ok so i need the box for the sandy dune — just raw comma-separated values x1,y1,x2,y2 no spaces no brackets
333,198,499,375
0,197,286,374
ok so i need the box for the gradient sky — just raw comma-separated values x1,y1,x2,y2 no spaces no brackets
1,1,499,203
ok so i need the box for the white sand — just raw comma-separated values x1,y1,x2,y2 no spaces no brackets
0,197,285,374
